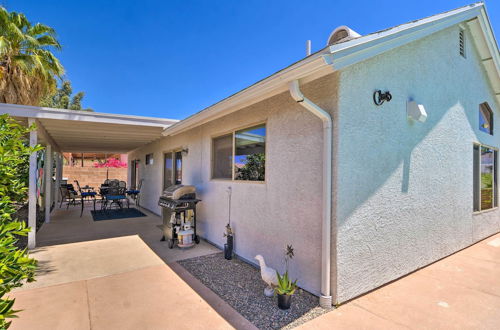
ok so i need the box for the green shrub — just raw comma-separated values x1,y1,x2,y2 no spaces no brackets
0,114,40,328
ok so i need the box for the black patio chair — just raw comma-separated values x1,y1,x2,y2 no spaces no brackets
102,185,129,211
59,184,78,209
127,179,143,206
74,180,97,216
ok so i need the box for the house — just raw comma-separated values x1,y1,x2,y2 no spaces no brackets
2,3,499,307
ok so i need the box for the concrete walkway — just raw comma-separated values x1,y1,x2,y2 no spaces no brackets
11,235,233,330
9,204,500,329
299,232,500,330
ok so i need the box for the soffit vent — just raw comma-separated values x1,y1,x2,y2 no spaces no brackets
326,26,361,46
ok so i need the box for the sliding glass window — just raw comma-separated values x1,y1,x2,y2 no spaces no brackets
211,124,266,182
473,144,497,211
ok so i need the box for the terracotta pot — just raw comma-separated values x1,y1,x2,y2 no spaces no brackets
277,293,292,310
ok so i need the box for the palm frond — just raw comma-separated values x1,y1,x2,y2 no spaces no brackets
27,23,56,37
35,35,61,49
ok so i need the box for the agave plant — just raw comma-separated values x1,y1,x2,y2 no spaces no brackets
275,271,297,296
0,6,64,106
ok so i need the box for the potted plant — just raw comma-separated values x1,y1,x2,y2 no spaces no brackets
223,223,233,260
275,245,297,310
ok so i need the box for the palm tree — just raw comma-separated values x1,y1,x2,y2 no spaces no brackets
0,6,64,106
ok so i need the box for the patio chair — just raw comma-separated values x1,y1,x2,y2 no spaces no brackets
127,179,143,206
59,184,78,209
74,180,97,216
102,186,129,211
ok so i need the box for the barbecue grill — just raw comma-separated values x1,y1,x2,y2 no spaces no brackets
158,185,201,249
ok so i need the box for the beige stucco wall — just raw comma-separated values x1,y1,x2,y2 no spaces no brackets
129,73,339,295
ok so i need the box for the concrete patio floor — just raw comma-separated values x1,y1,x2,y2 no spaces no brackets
299,232,500,330
10,205,252,330
8,204,500,329
11,236,234,330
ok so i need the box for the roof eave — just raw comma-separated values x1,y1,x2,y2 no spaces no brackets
161,3,499,137
162,52,334,136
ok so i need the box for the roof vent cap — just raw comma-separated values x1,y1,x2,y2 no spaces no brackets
326,26,361,46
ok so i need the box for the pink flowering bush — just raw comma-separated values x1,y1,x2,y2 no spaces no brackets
93,157,127,168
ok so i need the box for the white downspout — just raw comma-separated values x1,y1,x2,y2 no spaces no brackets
289,80,333,308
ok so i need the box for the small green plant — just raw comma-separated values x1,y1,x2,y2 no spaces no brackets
275,244,297,296
275,271,298,295
0,114,40,328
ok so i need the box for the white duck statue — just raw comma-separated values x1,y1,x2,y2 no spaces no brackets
255,254,278,297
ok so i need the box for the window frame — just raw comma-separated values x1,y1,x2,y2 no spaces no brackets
211,121,267,183
479,102,494,136
145,153,154,165
473,142,498,213
162,148,183,190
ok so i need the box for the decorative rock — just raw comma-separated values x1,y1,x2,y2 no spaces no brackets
178,252,331,330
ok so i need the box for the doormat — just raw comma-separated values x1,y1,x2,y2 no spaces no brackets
91,208,147,221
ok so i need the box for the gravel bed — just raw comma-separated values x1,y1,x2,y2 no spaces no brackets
178,252,331,329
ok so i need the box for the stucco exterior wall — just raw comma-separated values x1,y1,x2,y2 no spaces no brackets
129,73,339,295
335,25,500,302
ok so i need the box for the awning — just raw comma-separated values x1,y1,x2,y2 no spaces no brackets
1,103,177,153
1,102,178,249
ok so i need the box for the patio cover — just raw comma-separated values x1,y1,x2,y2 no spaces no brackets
0,102,178,249
1,103,177,153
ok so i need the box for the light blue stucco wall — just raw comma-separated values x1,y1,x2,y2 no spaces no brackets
335,25,500,302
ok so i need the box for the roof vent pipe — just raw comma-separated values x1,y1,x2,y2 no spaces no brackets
306,40,312,56
289,80,333,308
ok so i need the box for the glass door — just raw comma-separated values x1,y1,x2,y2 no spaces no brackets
164,151,183,189
164,153,173,189
131,159,140,189
174,151,182,185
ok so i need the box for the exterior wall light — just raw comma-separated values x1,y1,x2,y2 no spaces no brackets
407,100,427,123
181,148,189,156
373,90,392,106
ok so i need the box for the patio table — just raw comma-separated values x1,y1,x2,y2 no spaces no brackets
80,193,96,217
81,185,94,192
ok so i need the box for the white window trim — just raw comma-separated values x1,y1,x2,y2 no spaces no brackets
162,148,183,190
211,121,267,183
473,143,498,213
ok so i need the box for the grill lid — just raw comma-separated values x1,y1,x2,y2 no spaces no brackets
161,184,196,200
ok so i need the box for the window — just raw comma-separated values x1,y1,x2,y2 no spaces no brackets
459,29,466,58
163,153,173,189
473,144,498,211
174,151,182,185
212,123,266,181
479,102,493,135
212,134,232,179
235,125,266,181
145,153,154,165
131,159,140,189
163,151,182,189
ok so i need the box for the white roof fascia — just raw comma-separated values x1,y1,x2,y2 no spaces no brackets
0,103,178,128
162,54,333,136
162,3,500,137
475,6,500,106
324,4,483,70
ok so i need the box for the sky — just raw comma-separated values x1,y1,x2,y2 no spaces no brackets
5,0,500,119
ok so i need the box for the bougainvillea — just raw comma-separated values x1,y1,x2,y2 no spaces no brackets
93,157,127,168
